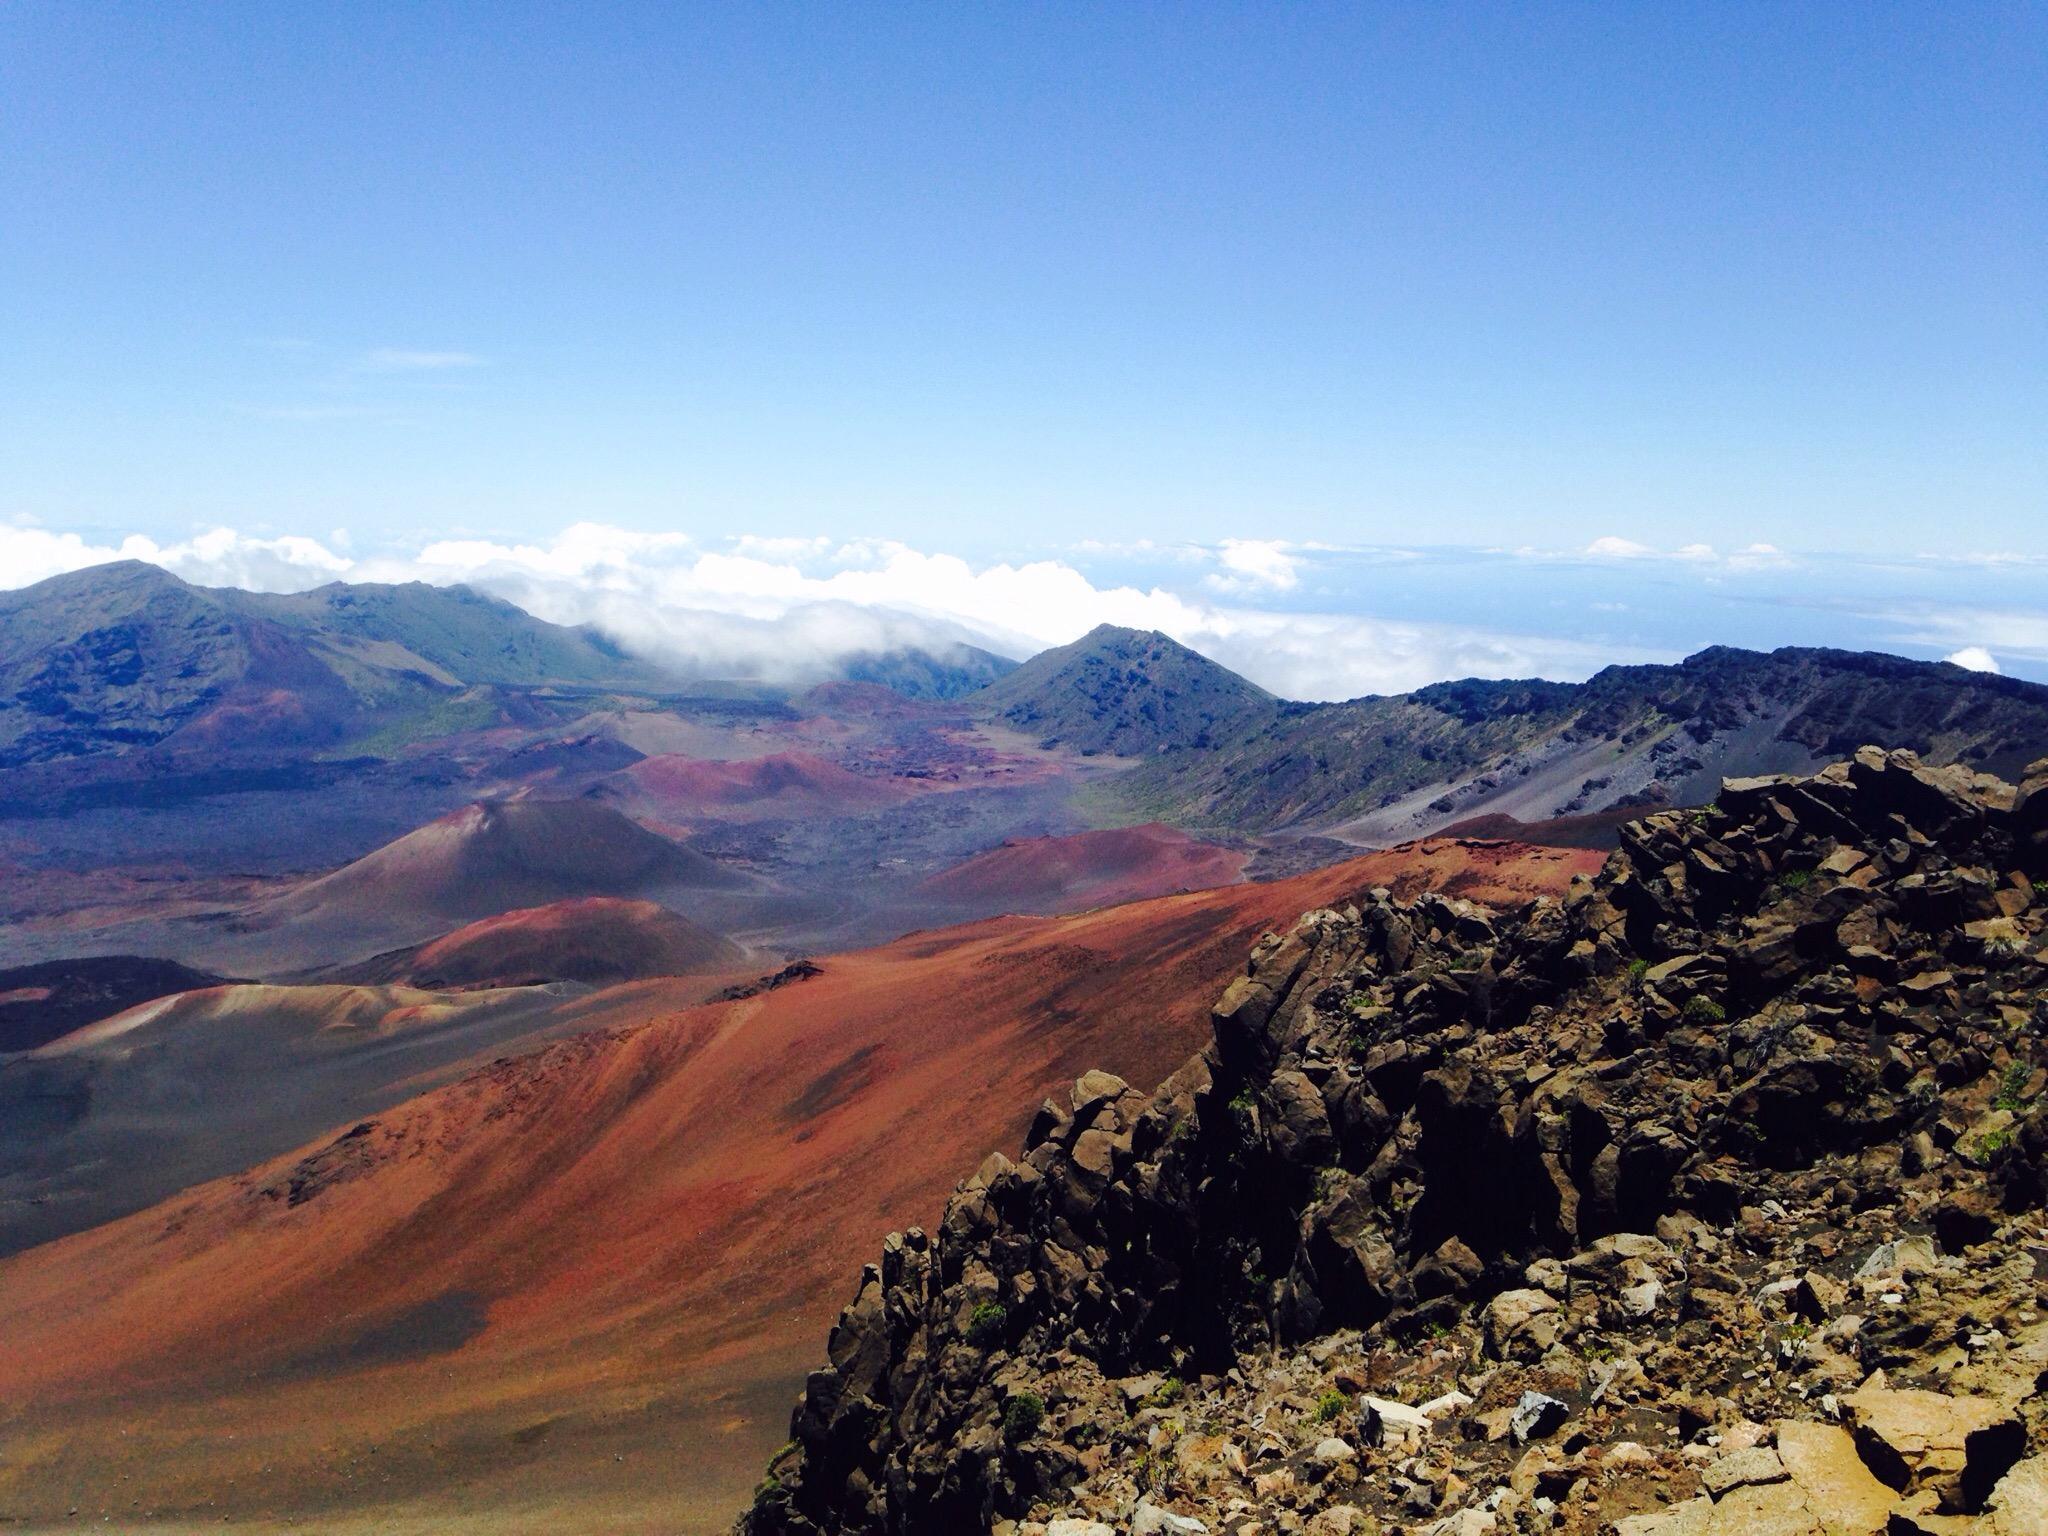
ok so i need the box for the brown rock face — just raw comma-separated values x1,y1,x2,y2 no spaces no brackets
1841,1385,2025,1511
742,749,2048,1536
1988,1455,2048,1534
2015,756,2048,874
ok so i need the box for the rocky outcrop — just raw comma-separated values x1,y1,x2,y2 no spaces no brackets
2016,756,2048,876
742,749,2048,1535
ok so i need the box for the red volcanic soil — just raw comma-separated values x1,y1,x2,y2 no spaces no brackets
274,798,737,921
214,800,743,977
613,750,922,822
166,686,324,752
0,838,1599,1533
920,824,1248,913
332,897,745,990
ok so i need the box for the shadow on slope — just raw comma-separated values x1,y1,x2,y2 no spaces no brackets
0,956,230,1054
0,977,701,1258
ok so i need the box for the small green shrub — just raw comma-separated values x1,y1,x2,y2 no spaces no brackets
1777,869,1812,892
1314,1387,1349,1423
1683,995,1727,1024
1002,1391,1045,1442
1975,1127,2013,1160
1626,958,1650,982
967,1301,1009,1347
1229,1086,1257,1113
752,1474,784,1509
1147,1376,1184,1408
1994,1062,2034,1112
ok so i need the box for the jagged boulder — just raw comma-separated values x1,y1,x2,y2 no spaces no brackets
1987,1455,2048,1534
1840,1385,2026,1512
1619,1420,1899,1536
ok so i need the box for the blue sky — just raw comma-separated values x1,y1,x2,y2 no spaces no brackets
2,4,2044,690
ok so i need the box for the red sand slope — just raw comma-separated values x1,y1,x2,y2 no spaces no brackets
0,838,1600,1533
920,824,1248,913
615,751,921,821
211,798,743,972
274,799,735,921
332,897,745,990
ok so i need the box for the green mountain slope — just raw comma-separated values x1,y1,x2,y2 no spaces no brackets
967,624,1279,754
0,562,672,768
233,579,670,689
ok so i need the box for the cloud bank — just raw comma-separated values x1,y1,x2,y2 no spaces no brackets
2,520,1683,699
10,520,2040,699
1,523,355,592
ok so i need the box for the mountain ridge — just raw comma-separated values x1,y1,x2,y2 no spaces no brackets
0,561,672,769
968,623,1279,755
0,564,1021,772
14,567,2045,846
1086,635,2048,836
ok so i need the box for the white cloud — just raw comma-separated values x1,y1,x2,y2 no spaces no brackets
356,348,484,371
1574,536,1793,573
1585,536,1656,559
1944,646,2001,674
411,522,693,581
1174,609,1665,701
1726,542,1791,572
730,534,834,563
0,525,354,595
1206,538,1304,592
163,529,356,588
0,526,134,587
